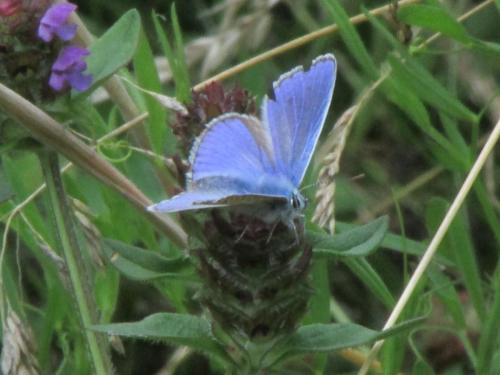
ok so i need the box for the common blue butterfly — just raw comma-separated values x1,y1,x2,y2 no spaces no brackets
149,54,337,226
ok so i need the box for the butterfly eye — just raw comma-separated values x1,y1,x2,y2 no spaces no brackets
291,194,306,210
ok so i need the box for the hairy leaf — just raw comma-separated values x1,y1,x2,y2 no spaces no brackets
86,10,141,90
102,239,194,281
309,216,388,257
91,313,231,363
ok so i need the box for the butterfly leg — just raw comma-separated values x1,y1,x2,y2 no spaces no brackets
289,214,305,247
265,221,281,244
234,225,249,243
291,221,300,247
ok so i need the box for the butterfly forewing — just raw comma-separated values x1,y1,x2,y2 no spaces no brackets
263,54,337,186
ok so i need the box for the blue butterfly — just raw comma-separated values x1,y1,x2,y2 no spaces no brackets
149,54,337,226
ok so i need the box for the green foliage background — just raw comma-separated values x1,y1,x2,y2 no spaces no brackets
1,0,499,374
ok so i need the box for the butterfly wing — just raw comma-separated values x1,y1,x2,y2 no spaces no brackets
262,54,337,186
150,114,289,213
188,113,275,183
148,190,231,213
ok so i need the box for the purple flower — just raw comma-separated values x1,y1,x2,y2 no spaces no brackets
37,3,77,42
49,46,92,92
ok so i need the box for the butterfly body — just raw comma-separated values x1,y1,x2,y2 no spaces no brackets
149,54,337,227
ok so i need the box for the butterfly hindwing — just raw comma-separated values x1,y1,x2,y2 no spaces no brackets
148,188,287,213
263,54,337,186
150,114,289,213
148,190,230,213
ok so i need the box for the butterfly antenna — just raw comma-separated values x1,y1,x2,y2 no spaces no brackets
350,173,365,182
301,173,365,193
300,180,322,192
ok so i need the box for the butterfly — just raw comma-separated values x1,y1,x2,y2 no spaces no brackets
149,54,337,227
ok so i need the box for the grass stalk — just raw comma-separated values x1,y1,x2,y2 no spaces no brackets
38,150,112,375
0,83,187,247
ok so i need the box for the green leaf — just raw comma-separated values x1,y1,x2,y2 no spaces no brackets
86,10,141,90
133,30,170,154
309,216,388,257
344,258,395,308
388,55,478,124
170,3,191,102
476,269,500,374
91,313,231,364
412,359,437,375
380,231,425,255
473,39,500,57
365,8,477,124
273,318,423,364
398,4,473,44
301,259,330,372
322,0,378,79
382,76,432,132
427,266,466,328
152,7,190,103
0,167,13,204
102,239,194,281
473,181,500,246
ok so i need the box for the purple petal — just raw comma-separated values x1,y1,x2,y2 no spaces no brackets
49,71,67,91
37,3,77,42
37,24,53,42
49,45,92,92
55,23,77,41
52,46,89,71
41,3,77,25
67,72,92,92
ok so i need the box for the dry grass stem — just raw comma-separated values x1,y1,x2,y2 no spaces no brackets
0,113,151,290
194,0,420,91
156,346,192,375
0,112,148,225
119,77,188,115
197,0,277,78
358,116,500,375
0,83,187,247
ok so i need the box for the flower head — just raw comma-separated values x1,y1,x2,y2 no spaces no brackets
37,3,77,42
49,46,92,92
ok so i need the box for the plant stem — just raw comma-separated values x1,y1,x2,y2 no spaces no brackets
39,150,113,375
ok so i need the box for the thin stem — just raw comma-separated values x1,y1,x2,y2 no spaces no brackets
357,117,500,375
0,83,187,247
193,0,420,91
39,151,113,375
67,5,178,195
0,113,148,224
